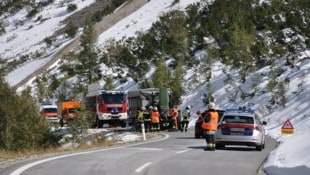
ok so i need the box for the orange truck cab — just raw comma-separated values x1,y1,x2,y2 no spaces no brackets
40,105,59,123
60,101,81,127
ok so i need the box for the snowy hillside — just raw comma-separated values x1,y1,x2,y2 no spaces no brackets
0,0,309,175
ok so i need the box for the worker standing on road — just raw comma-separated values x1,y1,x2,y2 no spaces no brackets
169,106,179,131
143,106,152,132
180,105,191,132
151,107,160,132
201,102,219,151
136,107,143,132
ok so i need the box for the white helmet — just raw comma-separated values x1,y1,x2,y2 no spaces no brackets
149,106,153,109
141,106,146,110
208,102,216,109
154,107,158,111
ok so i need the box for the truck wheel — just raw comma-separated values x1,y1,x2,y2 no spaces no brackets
60,119,64,127
120,122,127,128
216,143,225,149
97,119,104,128
96,117,102,128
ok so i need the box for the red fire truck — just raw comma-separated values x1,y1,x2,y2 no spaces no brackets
86,83,128,128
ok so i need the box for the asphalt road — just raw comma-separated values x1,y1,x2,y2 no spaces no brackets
3,128,277,175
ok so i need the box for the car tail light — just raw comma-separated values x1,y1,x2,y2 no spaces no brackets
254,125,260,131
218,124,225,129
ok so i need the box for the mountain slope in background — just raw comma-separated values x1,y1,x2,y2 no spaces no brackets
0,0,309,175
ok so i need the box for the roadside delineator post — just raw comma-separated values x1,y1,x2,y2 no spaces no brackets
141,122,146,141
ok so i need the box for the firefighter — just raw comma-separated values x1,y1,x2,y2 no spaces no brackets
151,107,160,132
143,106,152,132
136,107,144,132
169,106,179,131
181,105,191,132
201,102,219,151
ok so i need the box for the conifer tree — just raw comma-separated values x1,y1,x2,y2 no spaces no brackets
151,10,189,60
168,61,184,105
152,59,169,88
0,77,54,151
103,75,115,90
77,17,99,84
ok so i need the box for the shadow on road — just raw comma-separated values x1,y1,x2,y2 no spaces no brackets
219,146,258,151
175,136,197,140
188,146,206,150
188,145,258,151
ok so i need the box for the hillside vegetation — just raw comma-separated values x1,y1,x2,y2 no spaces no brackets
45,0,308,105
0,0,309,152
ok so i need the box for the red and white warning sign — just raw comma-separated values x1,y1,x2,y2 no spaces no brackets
281,119,294,134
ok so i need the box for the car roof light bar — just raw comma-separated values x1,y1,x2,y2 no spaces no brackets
225,107,255,113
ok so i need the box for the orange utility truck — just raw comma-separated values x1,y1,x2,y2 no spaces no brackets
60,101,81,127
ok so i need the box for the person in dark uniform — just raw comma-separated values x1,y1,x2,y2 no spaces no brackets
180,105,191,132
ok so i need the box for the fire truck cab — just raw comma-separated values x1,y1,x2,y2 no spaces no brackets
86,83,128,128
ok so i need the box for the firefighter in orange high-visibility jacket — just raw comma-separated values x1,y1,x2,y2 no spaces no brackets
201,102,219,151
151,107,160,132
169,107,179,131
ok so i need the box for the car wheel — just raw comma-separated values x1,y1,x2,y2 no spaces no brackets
216,143,225,149
262,141,265,149
256,144,263,151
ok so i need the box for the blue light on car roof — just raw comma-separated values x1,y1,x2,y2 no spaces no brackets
225,108,255,113
100,90,126,95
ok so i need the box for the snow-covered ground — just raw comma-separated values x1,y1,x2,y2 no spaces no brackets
1,0,309,174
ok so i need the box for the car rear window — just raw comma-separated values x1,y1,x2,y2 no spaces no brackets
222,115,254,124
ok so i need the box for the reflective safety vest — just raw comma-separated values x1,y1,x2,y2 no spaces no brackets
182,110,191,121
169,108,178,120
143,111,151,121
138,110,143,122
201,111,219,131
151,111,160,123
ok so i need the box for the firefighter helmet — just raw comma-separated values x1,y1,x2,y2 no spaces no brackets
196,110,201,115
208,102,216,109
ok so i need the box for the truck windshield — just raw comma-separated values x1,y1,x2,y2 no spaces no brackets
44,108,57,113
68,108,80,113
101,94,125,104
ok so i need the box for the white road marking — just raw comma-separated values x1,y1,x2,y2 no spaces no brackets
135,162,152,173
10,154,76,175
9,133,170,175
176,149,190,154
130,147,162,151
